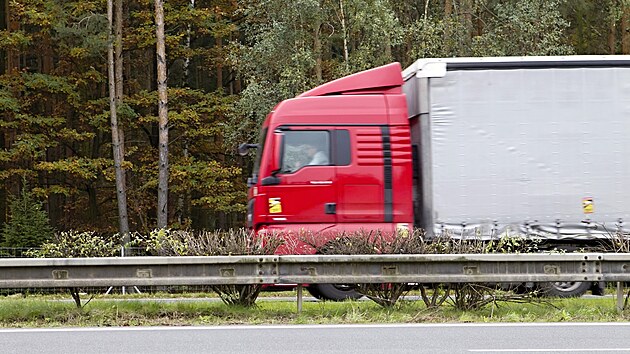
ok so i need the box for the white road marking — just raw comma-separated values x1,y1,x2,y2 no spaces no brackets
470,350,630,352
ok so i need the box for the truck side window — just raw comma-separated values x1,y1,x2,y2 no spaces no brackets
281,131,330,173
333,129,351,166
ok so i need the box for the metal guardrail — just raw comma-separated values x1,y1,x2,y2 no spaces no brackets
1,253,628,288
3,253,630,312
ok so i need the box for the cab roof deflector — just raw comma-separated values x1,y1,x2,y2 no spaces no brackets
298,62,403,97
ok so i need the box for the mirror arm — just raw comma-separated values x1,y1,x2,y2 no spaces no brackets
237,143,259,156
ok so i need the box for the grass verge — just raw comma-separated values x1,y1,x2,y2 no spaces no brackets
1,293,629,328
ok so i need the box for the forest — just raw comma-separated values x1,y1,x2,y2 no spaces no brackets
0,0,629,245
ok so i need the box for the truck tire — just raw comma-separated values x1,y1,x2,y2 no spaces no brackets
590,281,606,296
540,281,591,298
307,284,363,301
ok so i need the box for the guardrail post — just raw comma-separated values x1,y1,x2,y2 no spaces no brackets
617,282,624,313
297,284,303,313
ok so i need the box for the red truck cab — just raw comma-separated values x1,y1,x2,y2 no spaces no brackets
245,63,414,245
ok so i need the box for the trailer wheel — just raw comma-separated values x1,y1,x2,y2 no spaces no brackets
307,284,363,301
590,281,606,296
540,281,591,298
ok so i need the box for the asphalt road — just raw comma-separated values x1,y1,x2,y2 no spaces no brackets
2,323,630,354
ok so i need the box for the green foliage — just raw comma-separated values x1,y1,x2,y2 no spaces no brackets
170,159,244,213
403,18,462,60
472,0,573,56
127,87,245,219
135,229,283,306
2,181,54,248
229,0,325,140
54,11,108,59
230,0,403,142
36,157,114,182
0,30,32,49
26,231,120,258
137,228,282,257
339,0,403,74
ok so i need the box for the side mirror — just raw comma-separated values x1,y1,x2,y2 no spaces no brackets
237,143,259,156
270,131,284,175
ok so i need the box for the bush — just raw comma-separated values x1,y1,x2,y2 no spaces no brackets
27,231,121,258
309,229,544,309
426,234,543,310
136,229,283,306
26,231,123,308
307,229,429,307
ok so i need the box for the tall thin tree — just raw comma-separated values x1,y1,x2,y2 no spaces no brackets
155,0,169,229
177,0,195,226
339,0,349,70
108,0,130,238
623,1,629,54
114,0,126,200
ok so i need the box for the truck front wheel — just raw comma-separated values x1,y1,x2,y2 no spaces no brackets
307,283,363,301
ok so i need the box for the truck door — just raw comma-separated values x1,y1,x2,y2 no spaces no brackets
336,126,386,222
263,128,338,224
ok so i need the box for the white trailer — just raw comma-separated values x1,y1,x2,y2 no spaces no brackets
403,56,630,295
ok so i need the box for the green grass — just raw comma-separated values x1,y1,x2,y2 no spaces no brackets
1,293,629,328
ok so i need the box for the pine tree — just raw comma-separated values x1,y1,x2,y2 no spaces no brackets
2,181,54,248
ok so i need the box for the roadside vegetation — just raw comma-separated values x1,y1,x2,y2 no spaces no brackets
15,228,630,311
26,229,282,307
0,293,627,328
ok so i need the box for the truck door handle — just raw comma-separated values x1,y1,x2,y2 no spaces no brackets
310,180,332,185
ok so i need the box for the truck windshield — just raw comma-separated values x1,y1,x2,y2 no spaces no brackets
252,128,268,180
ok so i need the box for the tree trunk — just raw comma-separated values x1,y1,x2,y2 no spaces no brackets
115,0,129,237
0,132,5,229
0,1,6,228
115,0,124,99
5,0,19,198
475,4,483,37
115,0,127,171
177,143,189,226
184,0,194,89
609,15,616,54
444,0,452,53
339,0,349,70
314,21,322,82
6,0,18,76
234,77,241,93
87,184,98,223
460,0,473,46
41,35,62,228
155,0,169,229
215,11,223,89
216,37,223,89
108,0,130,237
622,3,629,54
177,0,194,226
5,0,18,146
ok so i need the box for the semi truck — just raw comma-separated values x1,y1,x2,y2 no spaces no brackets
240,56,630,300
